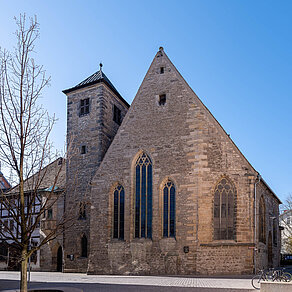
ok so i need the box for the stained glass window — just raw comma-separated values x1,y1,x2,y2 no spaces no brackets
113,184,125,240
135,152,152,238
163,180,175,237
214,178,235,240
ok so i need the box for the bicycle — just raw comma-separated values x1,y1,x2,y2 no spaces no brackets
271,268,292,282
252,268,292,289
251,269,269,290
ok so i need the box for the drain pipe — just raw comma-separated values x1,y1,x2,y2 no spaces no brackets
254,174,261,274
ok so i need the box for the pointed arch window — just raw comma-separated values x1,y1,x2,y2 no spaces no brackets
163,180,175,237
113,184,125,240
214,178,236,240
135,152,152,238
259,196,266,243
81,234,88,257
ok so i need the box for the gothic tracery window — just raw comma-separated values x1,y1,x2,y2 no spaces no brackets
214,177,235,240
135,152,152,238
259,196,266,243
113,184,125,240
163,180,175,238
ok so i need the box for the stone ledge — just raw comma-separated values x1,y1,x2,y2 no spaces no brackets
261,282,292,292
200,242,254,247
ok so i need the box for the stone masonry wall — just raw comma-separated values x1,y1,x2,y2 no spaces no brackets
87,49,279,275
64,82,128,272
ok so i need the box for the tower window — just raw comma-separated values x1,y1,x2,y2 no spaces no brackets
80,98,90,116
81,145,86,154
160,67,164,74
159,94,166,106
113,105,121,125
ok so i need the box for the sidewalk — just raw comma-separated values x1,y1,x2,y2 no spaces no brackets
0,271,255,291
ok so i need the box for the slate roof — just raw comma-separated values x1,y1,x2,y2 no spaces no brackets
63,69,129,108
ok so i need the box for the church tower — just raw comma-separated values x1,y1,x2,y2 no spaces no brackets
62,65,129,272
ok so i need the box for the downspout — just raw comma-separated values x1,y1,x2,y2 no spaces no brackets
254,174,261,273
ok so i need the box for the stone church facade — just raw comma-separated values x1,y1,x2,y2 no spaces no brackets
62,48,281,275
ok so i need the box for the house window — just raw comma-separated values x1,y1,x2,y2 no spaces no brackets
113,184,125,240
214,178,236,240
47,208,53,220
9,220,14,232
163,180,175,237
80,98,90,116
81,145,86,155
3,220,8,232
287,217,291,225
113,105,121,125
258,196,266,243
160,67,165,74
78,202,86,220
81,234,88,257
159,94,166,106
135,152,152,238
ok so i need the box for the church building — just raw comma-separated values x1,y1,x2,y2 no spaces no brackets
62,48,281,275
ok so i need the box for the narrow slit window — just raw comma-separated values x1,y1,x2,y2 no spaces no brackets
160,67,164,74
81,145,86,154
78,202,86,219
159,94,166,106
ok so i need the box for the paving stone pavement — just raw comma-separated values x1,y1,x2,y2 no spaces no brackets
0,271,255,291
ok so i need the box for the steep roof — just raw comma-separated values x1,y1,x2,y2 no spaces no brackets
0,171,11,191
7,158,66,194
63,69,129,108
159,48,281,204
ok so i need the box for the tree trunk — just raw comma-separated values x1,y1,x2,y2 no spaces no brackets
20,248,28,292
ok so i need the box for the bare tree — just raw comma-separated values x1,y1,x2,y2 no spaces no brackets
280,194,292,253
0,14,67,292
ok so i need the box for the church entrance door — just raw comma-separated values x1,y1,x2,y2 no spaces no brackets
57,246,62,272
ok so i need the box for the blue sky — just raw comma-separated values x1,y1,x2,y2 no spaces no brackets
0,0,291,202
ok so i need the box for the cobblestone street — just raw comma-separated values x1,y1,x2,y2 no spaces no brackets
0,271,255,291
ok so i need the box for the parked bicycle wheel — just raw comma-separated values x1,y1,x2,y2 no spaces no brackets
251,275,261,290
282,272,292,282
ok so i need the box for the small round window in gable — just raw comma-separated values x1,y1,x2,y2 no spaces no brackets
159,94,166,106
